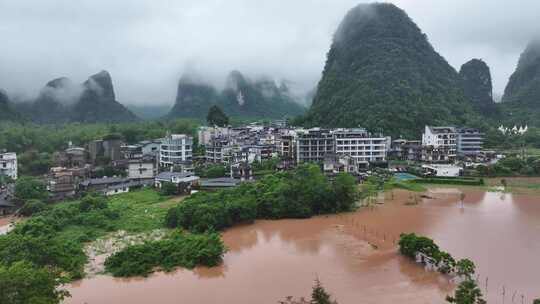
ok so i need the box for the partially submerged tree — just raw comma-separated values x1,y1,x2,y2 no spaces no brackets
446,279,486,304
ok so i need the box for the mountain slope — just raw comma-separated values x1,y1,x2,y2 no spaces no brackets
0,90,21,122
166,71,306,120
304,3,473,138
71,71,139,123
501,40,540,125
459,59,496,114
166,75,218,119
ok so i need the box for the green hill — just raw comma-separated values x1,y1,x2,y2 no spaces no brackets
166,71,306,121
304,3,473,138
501,40,540,126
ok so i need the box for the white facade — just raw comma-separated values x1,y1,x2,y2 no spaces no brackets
198,127,231,146
0,152,17,180
422,164,462,177
128,161,155,180
422,126,457,158
333,129,389,165
159,134,193,169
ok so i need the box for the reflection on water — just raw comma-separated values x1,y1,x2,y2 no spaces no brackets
65,187,540,304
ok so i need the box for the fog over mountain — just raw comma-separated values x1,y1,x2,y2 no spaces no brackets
1,0,539,106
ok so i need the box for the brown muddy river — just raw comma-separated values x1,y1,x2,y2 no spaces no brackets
65,187,540,304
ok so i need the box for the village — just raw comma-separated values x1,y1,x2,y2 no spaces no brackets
0,121,496,215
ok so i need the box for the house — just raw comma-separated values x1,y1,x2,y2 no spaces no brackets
296,128,335,163
79,177,146,196
323,153,359,175
199,177,241,189
0,152,17,180
230,162,253,180
154,172,200,189
333,128,390,169
456,128,484,157
422,126,457,162
0,185,16,216
88,138,124,164
53,145,87,168
48,167,77,200
127,159,156,180
159,134,193,172
422,164,462,177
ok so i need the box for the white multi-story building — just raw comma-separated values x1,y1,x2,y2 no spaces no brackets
159,134,193,172
0,152,17,180
333,128,390,169
422,126,457,161
198,127,231,146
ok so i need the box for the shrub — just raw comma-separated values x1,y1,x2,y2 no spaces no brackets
104,231,225,277
19,200,47,216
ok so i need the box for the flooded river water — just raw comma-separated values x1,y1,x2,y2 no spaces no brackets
65,187,540,304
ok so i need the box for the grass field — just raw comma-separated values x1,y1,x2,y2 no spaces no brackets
55,189,185,250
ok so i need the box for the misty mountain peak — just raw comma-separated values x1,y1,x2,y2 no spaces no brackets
45,77,73,89
84,70,115,100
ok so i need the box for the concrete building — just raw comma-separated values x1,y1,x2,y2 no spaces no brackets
198,127,231,146
127,160,156,180
296,128,335,163
88,139,123,164
422,126,457,162
323,153,359,175
280,134,296,161
333,128,389,169
154,172,199,189
48,167,77,200
0,152,17,180
457,128,484,157
159,134,193,172
422,164,462,177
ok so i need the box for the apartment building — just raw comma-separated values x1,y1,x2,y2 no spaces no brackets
457,128,484,157
422,126,457,162
159,134,193,172
296,128,335,163
0,152,17,180
333,128,389,168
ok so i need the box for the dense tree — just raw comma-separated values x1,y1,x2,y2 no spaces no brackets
206,105,229,127
19,200,47,216
14,176,48,202
446,280,486,304
0,261,70,304
304,3,474,138
166,164,358,232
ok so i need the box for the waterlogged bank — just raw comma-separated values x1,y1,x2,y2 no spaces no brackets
65,187,540,304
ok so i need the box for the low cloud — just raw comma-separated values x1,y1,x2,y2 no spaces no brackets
0,0,539,106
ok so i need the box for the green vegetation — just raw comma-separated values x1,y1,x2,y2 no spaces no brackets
206,105,229,127
166,164,358,232
0,119,199,175
0,261,70,304
477,156,540,177
195,163,228,178
302,3,474,138
167,71,305,121
279,279,338,304
412,177,484,186
399,233,475,278
446,280,487,304
19,200,47,216
500,40,540,127
104,231,225,277
14,176,48,202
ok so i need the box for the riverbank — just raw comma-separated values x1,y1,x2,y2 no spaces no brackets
65,185,540,303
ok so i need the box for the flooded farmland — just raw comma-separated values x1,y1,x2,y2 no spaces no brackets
65,187,540,304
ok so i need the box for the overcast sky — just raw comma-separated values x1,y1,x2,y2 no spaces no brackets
1,0,539,105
